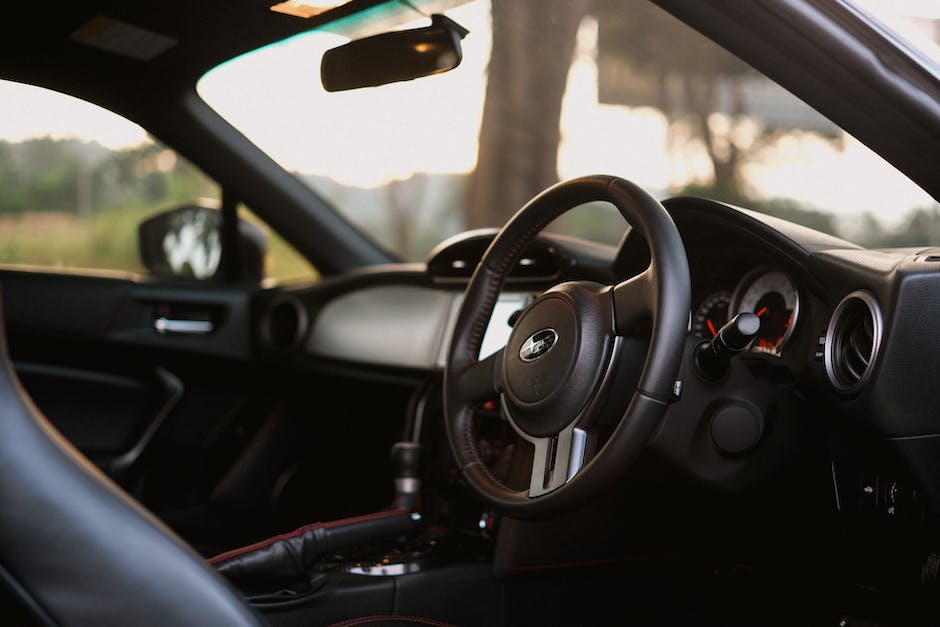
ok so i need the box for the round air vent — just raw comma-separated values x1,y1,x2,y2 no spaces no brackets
824,290,883,393
262,296,308,351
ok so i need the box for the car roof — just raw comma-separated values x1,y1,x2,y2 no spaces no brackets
0,1,392,103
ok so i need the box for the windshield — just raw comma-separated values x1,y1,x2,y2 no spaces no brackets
198,0,939,262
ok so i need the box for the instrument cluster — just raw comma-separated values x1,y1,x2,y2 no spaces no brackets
692,266,799,356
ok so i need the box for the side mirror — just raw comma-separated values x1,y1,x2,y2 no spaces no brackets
138,201,266,281
321,14,469,92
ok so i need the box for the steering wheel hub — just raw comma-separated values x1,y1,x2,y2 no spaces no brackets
502,284,616,438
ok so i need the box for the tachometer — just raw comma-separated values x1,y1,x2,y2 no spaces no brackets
692,291,731,340
730,268,799,354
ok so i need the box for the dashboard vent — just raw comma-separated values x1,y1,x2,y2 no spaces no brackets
425,229,567,282
824,290,883,393
261,295,308,352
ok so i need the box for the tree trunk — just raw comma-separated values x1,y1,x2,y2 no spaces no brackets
385,179,413,259
683,72,743,195
465,0,589,230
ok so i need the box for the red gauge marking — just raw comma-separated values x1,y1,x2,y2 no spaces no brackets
756,306,768,317
706,319,717,337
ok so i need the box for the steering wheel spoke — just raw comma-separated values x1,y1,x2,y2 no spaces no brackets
453,348,502,405
612,267,654,335
525,425,587,498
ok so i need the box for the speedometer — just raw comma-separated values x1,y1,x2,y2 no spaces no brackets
730,268,799,355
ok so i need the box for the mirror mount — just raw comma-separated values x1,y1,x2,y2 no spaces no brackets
430,13,469,40
321,13,469,92
217,190,265,283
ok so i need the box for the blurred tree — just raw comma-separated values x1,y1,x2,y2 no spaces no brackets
8,138,105,214
593,0,840,201
466,0,589,229
880,206,940,248
0,142,26,213
466,0,845,236
594,0,754,194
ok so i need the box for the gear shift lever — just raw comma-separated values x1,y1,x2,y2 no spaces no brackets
390,441,422,511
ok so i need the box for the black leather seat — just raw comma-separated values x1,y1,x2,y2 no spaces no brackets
0,294,453,627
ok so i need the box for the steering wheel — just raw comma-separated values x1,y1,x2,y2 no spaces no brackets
443,175,690,519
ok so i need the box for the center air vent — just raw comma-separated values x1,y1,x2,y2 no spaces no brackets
824,290,883,393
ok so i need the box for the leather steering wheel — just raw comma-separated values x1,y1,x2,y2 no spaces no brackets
443,175,690,519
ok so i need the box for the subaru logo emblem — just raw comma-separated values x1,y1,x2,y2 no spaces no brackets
519,329,558,362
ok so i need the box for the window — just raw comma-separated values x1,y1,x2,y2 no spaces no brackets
240,205,318,283
0,80,316,283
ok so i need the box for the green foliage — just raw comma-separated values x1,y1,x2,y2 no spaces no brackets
0,209,144,272
0,136,314,283
239,206,318,282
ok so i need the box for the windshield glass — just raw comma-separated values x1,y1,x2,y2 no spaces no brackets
198,0,939,262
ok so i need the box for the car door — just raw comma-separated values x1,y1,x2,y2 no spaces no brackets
0,80,364,555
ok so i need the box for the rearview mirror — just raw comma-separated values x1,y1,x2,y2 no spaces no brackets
321,14,469,92
138,201,266,281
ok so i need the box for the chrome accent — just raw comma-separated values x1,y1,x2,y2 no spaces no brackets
566,428,587,481
501,337,624,499
519,328,558,361
824,290,883,393
348,561,423,576
154,317,213,335
526,424,578,497
394,477,421,494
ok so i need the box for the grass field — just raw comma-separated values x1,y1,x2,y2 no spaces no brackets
0,207,317,283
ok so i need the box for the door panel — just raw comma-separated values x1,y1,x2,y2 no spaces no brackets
14,361,180,477
0,268,414,555
0,269,266,545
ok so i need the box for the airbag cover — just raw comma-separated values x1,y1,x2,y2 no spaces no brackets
502,284,615,437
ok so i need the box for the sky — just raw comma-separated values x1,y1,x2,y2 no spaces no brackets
0,81,147,149
1,0,937,229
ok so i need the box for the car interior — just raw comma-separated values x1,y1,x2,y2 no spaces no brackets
1,0,940,626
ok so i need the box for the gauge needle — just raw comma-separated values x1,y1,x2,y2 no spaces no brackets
756,306,768,317
707,319,717,337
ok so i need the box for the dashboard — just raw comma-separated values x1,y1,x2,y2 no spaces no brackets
305,261,804,370
256,195,940,542
241,195,940,626
304,286,535,368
